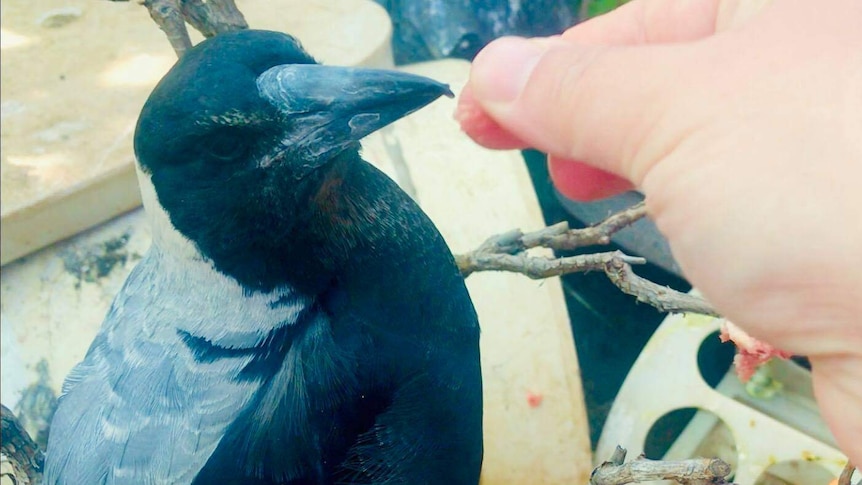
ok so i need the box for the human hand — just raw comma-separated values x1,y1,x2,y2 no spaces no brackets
456,0,862,465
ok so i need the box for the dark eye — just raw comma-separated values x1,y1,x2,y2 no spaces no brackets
205,131,249,162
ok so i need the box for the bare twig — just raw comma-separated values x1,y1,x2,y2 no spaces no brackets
591,446,734,485
455,202,718,316
1,404,43,485
535,201,647,250
458,250,644,280
137,0,248,57
604,257,719,316
142,0,193,56
458,202,646,263
838,461,857,485
179,0,247,38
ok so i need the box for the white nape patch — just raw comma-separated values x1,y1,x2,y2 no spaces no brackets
134,168,310,345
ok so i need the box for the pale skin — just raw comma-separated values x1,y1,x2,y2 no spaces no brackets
456,0,862,467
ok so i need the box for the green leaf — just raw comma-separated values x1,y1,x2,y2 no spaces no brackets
586,0,630,18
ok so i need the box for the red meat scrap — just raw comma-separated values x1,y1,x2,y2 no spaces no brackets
719,320,792,382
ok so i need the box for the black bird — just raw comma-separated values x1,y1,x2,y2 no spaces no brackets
44,30,483,484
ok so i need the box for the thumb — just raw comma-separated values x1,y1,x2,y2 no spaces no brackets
467,35,706,184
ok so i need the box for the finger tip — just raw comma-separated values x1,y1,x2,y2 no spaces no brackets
456,85,529,150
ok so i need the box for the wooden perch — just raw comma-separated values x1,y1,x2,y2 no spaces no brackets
179,0,248,37
590,446,735,485
455,202,719,317
1,405,43,485
137,0,248,56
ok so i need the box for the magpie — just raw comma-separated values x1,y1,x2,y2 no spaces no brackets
44,29,483,484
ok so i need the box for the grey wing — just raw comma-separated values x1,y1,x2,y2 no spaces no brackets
43,260,265,485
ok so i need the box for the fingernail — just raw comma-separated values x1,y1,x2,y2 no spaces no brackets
471,37,544,103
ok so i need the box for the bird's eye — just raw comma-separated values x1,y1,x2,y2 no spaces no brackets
205,131,249,162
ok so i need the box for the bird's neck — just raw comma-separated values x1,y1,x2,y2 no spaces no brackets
308,154,455,286
137,166,204,264
134,156,433,296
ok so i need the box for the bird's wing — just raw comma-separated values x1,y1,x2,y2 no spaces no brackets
44,250,308,484
192,302,370,484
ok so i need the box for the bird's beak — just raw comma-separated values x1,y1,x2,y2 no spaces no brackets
256,64,453,163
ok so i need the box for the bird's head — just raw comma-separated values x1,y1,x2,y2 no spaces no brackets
133,30,452,290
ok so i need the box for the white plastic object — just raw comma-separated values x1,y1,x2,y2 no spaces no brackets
597,312,847,484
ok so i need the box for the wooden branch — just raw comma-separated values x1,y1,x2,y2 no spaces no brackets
1,404,43,485
138,0,247,57
531,201,647,251
141,0,193,56
455,202,719,316
179,0,247,38
458,202,646,262
604,256,719,316
458,249,644,280
590,446,734,485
